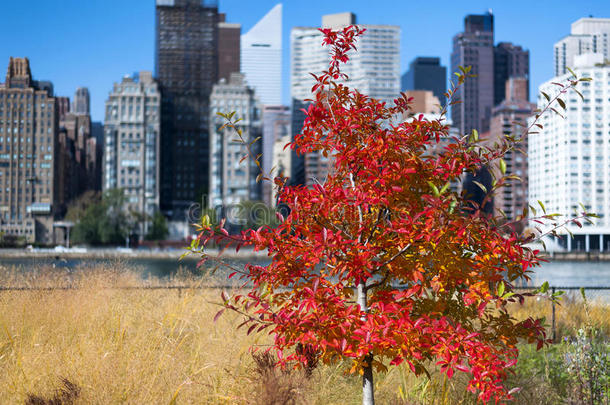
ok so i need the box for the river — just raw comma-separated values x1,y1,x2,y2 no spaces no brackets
1,254,610,287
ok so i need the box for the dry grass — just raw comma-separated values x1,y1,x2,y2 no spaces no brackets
0,262,607,404
509,291,610,339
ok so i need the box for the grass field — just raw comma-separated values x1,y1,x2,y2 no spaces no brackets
0,262,607,404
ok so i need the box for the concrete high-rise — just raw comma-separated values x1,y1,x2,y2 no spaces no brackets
451,12,495,134
73,87,90,115
218,13,241,82
0,57,59,244
103,72,161,236
529,54,610,252
291,12,400,105
208,73,261,208
291,12,400,185
155,0,219,216
402,57,446,106
241,3,282,105
554,18,610,76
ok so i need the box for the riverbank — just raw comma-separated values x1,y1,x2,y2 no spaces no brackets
2,247,610,262
0,246,268,260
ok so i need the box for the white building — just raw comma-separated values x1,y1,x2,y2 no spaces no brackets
241,3,282,105
554,18,610,77
529,54,610,252
103,72,160,235
209,73,262,208
291,12,400,105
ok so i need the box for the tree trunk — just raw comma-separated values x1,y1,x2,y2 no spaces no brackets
357,282,375,405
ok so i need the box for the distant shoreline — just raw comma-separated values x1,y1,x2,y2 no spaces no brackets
0,247,268,261
0,247,609,262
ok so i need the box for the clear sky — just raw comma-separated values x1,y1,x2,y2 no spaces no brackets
1,0,609,122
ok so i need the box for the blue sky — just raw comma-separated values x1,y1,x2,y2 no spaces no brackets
1,0,609,121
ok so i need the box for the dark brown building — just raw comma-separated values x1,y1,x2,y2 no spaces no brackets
451,11,530,135
218,13,241,82
155,0,219,216
489,77,534,223
0,57,59,243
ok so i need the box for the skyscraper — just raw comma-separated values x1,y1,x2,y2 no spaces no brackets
291,12,400,185
554,18,610,77
0,57,59,244
451,12,495,134
218,13,241,82
155,0,219,216
451,11,530,134
241,3,282,105
494,42,529,106
401,57,447,106
530,54,610,252
73,87,90,115
103,72,161,236
291,12,400,105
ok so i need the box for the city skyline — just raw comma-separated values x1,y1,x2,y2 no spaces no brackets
2,0,610,122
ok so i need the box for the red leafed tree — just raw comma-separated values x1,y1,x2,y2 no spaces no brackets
192,26,585,404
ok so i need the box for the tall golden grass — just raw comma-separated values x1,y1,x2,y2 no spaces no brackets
0,262,607,404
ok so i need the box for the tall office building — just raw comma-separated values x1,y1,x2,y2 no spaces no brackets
529,54,610,252
451,12,495,135
451,11,529,135
73,87,90,115
218,13,241,82
488,77,534,223
208,73,261,208
155,0,219,216
554,18,610,77
261,104,290,206
291,12,400,185
103,72,161,235
241,3,282,105
291,12,400,105
401,57,447,106
0,57,59,243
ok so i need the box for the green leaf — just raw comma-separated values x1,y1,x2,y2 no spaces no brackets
427,181,440,197
539,281,549,294
472,181,487,194
541,92,550,102
567,67,576,77
538,200,546,215
497,281,505,297
557,98,566,110
499,159,506,175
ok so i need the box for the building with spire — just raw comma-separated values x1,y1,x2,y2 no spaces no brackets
241,3,282,105
0,57,59,244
